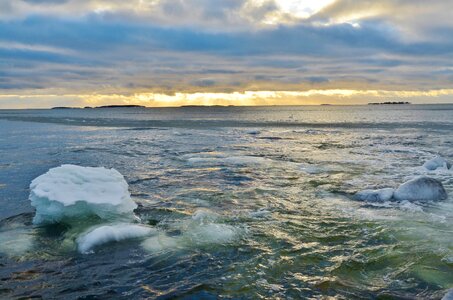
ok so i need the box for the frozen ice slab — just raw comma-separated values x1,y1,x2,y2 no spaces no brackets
423,156,451,170
394,176,448,202
355,188,394,202
29,165,137,224
77,223,155,253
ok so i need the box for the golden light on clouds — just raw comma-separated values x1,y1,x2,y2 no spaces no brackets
2,0,453,108
275,0,336,18
2,89,453,108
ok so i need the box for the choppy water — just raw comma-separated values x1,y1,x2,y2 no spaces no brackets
0,105,452,299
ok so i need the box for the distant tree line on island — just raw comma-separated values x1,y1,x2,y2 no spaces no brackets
368,101,411,105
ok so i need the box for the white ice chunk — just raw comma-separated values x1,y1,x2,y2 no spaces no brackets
29,165,137,224
77,224,155,253
393,176,448,202
423,156,451,170
442,289,453,300
355,188,394,202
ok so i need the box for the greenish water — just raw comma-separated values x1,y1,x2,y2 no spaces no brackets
0,105,452,299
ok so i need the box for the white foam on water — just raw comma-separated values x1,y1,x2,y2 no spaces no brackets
186,154,271,166
362,201,394,208
187,157,220,164
249,209,272,219
398,200,424,212
77,224,155,254
224,156,269,165
184,152,225,165
29,165,137,224
298,164,327,174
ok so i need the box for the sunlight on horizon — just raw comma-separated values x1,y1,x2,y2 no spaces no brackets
3,88,453,108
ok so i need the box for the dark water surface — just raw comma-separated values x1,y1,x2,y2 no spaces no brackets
0,105,452,299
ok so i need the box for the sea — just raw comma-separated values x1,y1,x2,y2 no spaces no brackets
0,105,452,299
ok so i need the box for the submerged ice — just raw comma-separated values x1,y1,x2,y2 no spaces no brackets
184,209,239,245
142,209,241,253
29,165,137,224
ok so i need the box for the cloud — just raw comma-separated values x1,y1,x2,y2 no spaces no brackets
190,79,217,87
305,76,330,84
22,0,69,4
3,88,453,108
0,0,453,106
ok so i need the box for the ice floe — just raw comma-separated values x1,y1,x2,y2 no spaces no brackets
394,176,448,202
29,164,137,224
423,156,451,171
355,176,448,203
28,166,244,254
77,224,155,254
442,289,453,300
355,188,394,202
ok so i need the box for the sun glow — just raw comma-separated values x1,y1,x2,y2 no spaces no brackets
275,0,336,18
3,89,453,108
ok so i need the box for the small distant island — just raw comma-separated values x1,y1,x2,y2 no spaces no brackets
368,101,411,105
52,105,146,109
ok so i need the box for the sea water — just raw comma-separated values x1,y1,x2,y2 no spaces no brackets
0,105,452,298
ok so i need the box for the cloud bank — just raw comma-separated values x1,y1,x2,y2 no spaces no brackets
1,0,453,107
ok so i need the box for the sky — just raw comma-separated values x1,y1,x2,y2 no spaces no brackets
1,0,453,108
